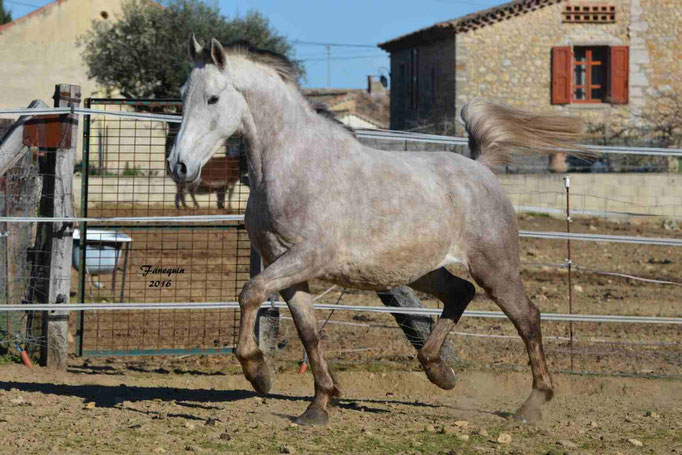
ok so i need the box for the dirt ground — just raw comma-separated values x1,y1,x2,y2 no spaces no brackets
0,360,680,454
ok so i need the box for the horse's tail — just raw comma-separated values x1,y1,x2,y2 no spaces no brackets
460,99,584,168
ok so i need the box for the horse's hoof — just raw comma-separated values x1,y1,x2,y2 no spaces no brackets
243,359,273,394
295,406,329,426
513,404,542,423
423,361,456,390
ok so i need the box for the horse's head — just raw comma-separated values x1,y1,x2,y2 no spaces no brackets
167,34,247,183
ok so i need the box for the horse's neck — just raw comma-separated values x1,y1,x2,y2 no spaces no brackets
238,75,349,187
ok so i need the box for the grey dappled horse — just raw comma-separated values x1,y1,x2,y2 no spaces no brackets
167,35,583,426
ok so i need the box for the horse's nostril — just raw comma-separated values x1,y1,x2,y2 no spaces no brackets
173,162,188,178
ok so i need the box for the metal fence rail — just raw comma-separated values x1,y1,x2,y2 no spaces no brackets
1,301,681,325
3,105,682,156
2,215,680,246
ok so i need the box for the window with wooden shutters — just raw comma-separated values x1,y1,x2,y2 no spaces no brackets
551,45,629,105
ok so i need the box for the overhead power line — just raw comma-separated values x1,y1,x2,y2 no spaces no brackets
300,54,386,62
293,40,379,48
293,40,385,87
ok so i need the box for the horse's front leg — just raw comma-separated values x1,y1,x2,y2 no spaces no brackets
281,283,339,426
235,244,325,395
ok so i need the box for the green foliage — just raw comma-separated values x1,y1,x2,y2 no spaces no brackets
73,161,116,176
78,0,301,98
582,87,682,173
122,162,141,176
0,0,12,25
0,348,20,365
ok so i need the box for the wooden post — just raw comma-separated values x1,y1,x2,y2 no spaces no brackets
30,85,80,368
250,247,280,355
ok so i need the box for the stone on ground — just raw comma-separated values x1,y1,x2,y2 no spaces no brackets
497,433,512,444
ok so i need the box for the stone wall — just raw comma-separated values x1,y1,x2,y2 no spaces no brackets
499,172,681,219
635,0,682,117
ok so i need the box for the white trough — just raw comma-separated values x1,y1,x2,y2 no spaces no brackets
72,229,132,274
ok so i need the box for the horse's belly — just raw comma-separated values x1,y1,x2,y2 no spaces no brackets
321,242,448,290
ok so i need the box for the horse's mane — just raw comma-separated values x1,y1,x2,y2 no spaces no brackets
210,40,355,137
218,40,300,85
311,102,356,137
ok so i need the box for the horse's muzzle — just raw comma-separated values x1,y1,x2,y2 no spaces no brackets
168,160,199,183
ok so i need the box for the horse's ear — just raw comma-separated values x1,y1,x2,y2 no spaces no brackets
209,38,226,70
187,33,203,63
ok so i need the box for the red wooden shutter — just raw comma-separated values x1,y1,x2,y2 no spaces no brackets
609,46,629,104
551,47,572,105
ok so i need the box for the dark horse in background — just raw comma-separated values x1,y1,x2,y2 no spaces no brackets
166,123,248,210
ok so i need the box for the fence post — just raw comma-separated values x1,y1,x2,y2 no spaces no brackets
31,84,80,368
250,247,280,355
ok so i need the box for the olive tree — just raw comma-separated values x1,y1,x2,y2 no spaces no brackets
79,0,301,98
1,0,12,25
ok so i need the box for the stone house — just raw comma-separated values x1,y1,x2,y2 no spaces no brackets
378,0,681,137
0,0,127,109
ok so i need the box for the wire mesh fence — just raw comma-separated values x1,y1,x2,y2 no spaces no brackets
75,98,252,356
0,100,680,378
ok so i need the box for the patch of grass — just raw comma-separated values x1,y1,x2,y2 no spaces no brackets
524,211,551,218
0,351,21,365
197,441,232,451
122,162,144,176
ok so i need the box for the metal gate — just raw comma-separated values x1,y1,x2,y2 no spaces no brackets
75,98,250,356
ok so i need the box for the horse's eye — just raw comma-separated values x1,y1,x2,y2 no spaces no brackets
208,96,219,105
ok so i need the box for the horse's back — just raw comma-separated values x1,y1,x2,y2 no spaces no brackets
353,147,519,269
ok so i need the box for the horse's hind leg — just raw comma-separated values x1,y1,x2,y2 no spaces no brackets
469,256,554,422
409,268,475,390
226,184,235,211
216,188,226,209
281,282,339,425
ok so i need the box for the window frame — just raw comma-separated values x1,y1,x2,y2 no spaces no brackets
572,46,608,104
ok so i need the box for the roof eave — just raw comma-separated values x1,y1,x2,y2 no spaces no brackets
377,0,563,52
377,25,455,52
